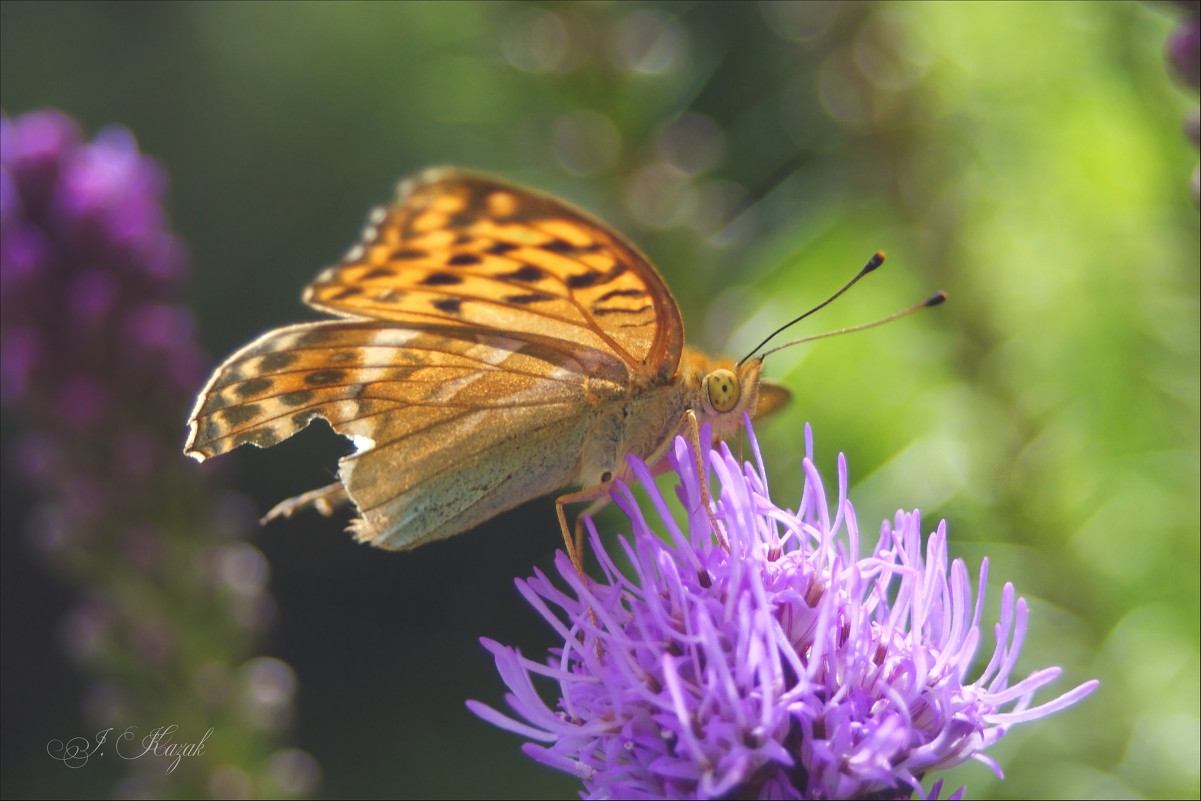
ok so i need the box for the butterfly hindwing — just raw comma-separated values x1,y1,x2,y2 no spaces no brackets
185,318,628,548
186,320,611,459
339,384,591,549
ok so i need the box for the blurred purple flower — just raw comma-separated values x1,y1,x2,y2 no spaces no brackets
470,421,1098,799
1167,9,1199,90
1,109,317,795
1,109,207,506
1160,1,1201,202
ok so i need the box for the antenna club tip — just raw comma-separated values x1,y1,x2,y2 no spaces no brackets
925,291,948,307
864,251,886,272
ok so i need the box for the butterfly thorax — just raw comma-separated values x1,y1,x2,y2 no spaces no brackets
573,348,766,488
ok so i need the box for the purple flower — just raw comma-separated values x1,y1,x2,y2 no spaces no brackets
1,109,204,488
1,110,319,796
1159,1,1201,203
470,421,1098,799
1167,9,1199,91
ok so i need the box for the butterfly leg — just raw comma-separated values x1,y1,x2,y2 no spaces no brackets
632,409,728,550
555,486,613,581
554,407,727,576
261,481,350,525
675,409,728,551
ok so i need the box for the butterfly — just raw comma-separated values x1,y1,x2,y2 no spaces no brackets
185,167,792,570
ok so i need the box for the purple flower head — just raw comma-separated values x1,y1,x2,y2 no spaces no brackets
0,109,201,483
470,420,1098,799
1160,1,1201,202
1167,11,1200,91
1,109,316,797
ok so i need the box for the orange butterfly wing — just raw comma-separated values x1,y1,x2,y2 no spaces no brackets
185,168,686,548
305,167,683,382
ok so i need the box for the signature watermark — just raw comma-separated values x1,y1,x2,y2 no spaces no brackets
47,725,213,774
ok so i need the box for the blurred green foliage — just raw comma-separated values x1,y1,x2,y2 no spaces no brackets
2,1,1197,798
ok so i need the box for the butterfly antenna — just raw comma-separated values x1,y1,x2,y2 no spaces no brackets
738,251,886,366
755,291,947,361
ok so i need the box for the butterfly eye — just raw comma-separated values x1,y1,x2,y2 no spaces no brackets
706,369,741,413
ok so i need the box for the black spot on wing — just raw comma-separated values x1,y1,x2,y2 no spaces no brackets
222,404,263,426
280,390,315,407
235,377,274,399
388,366,419,381
497,265,546,282
200,393,231,414
567,263,627,290
433,297,463,315
593,304,653,317
305,370,348,386
596,288,648,303
212,366,246,385
202,419,222,442
362,267,395,280
504,292,553,305
260,352,299,371
295,329,337,348
328,351,357,364
487,242,519,255
329,287,363,301
448,254,481,267
420,272,464,286
543,239,603,254
566,270,602,289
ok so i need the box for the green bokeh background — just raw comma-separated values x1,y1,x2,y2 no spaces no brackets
2,1,1197,798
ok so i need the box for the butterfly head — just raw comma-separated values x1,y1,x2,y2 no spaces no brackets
705,368,742,414
683,350,787,441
